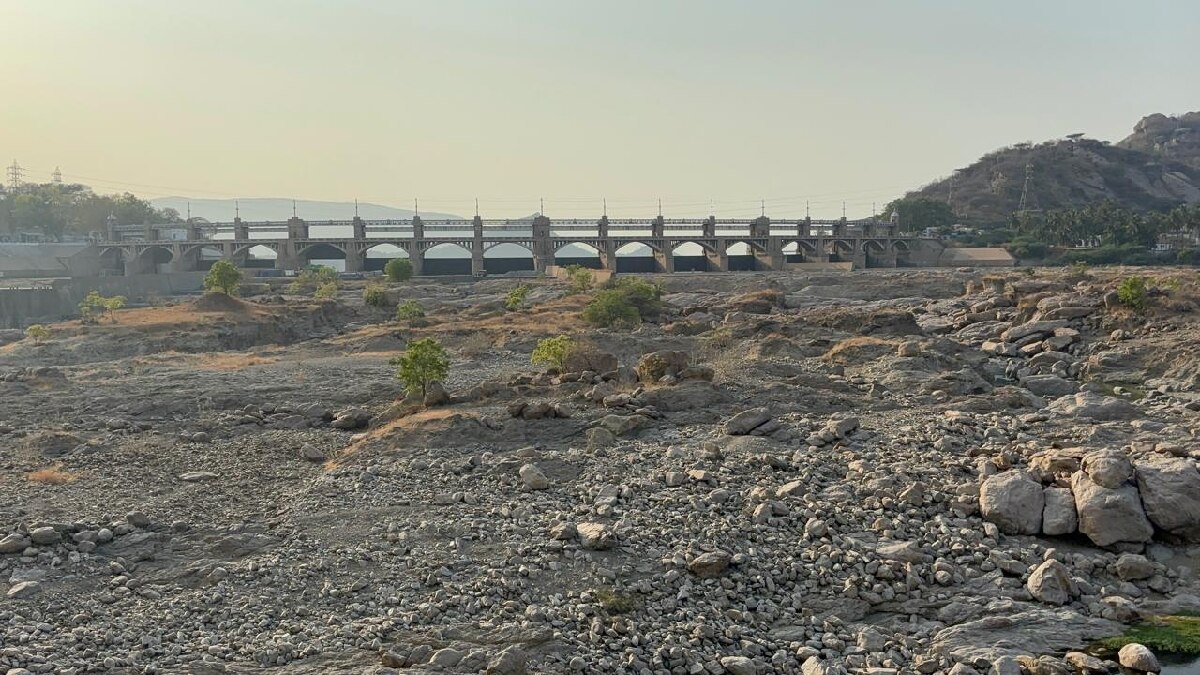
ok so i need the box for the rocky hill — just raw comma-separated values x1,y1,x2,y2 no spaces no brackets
906,112,1200,226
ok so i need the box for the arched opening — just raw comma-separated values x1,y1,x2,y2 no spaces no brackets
235,244,278,269
725,241,757,271
829,239,855,263
183,245,226,271
484,242,533,275
422,242,472,276
892,240,912,267
364,243,409,273
614,241,656,274
671,241,711,272
555,242,602,270
297,243,347,272
99,248,126,276
138,246,174,274
862,240,890,268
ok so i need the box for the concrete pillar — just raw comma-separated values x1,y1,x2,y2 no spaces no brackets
471,216,485,277
409,249,425,277
760,238,784,270
352,216,367,240
598,215,609,238
703,216,716,238
750,216,770,238
234,217,249,241
651,215,665,238
105,214,118,241
287,217,308,241
275,242,301,271
598,238,615,271
654,248,674,273
800,218,812,237
411,215,424,241
344,249,364,273
708,240,729,271
531,215,552,272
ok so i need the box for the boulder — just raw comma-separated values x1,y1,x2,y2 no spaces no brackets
0,533,31,554
636,350,691,382
1025,559,1077,605
1048,392,1139,421
331,407,371,430
1042,487,1078,536
1134,456,1200,541
719,656,758,675
980,471,1044,535
518,463,550,491
563,349,618,375
1001,320,1068,343
688,550,732,578
1117,644,1160,672
724,408,772,436
1071,471,1154,547
1114,553,1155,581
930,607,1120,664
577,522,614,550
423,381,450,407
1021,374,1078,398
486,646,528,675
28,526,60,546
1081,450,1134,489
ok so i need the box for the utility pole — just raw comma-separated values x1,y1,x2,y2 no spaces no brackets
474,198,479,218
1017,163,1034,215
658,198,662,217
235,200,240,219
539,197,544,216
603,198,607,218
760,199,765,217
6,160,24,192
413,198,419,217
355,198,359,217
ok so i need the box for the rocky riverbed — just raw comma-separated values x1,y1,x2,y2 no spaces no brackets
1,268,1198,675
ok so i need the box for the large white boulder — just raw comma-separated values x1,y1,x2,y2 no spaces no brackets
1042,487,1078,536
1135,456,1200,541
980,471,1044,535
1071,471,1154,547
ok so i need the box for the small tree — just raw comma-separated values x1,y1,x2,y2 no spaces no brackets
363,284,388,307
396,300,426,326
79,291,103,323
565,265,593,294
25,324,50,345
391,337,450,399
314,282,338,299
505,284,531,311
582,290,641,328
531,335,577,372
204,260,241,295
288,266,338,294
384,258,413,282
103,295,126,322
1117,276,1148,312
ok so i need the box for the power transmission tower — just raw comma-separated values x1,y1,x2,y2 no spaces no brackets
1017,162,1035,215
51,167,63,184
6,160,24,192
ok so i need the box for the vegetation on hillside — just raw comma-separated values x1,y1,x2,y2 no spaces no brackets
203,260,241,296
391,338,449,399
0,182,181,239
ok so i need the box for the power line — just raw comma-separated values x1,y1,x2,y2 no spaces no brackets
6,161,25,192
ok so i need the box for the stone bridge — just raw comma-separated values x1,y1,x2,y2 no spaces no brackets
95,214,939,276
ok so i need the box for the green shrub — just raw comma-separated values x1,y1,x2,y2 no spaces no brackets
384,258,413,282
289,266,338,294
78,290,126,323
314,281,338,299
391,337,449,399
1093,615,1200,655
203,260,241,295
25,324,50,345
531,335,577,372
505,284,531,311
363,284,388,308
396,300,426,325
582,277,663,328
1117,276,1148,311
565,265,594,294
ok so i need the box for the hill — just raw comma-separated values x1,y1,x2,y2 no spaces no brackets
149,197,459,222
1117,111,1200,170
904,112,1200,226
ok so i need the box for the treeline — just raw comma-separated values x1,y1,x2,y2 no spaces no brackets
0,182,181,239
1010,201,1200,248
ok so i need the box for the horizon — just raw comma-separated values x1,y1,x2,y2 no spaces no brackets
3,1,1199,219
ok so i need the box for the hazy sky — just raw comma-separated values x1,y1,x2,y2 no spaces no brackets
2,1,1197,218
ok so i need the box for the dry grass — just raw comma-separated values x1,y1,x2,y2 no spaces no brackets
823,336,897,365
27,465,81,485
193,353,278,370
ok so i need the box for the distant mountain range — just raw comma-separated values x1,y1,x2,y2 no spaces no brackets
149,197,460,222
904,111,1200,225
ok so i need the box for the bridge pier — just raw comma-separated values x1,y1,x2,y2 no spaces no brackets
654,248,674,273
706,248,729,272
531,215,552,274
344,249,365,273
471,216,485,277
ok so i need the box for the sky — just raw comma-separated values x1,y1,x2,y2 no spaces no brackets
1,0,1198,219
